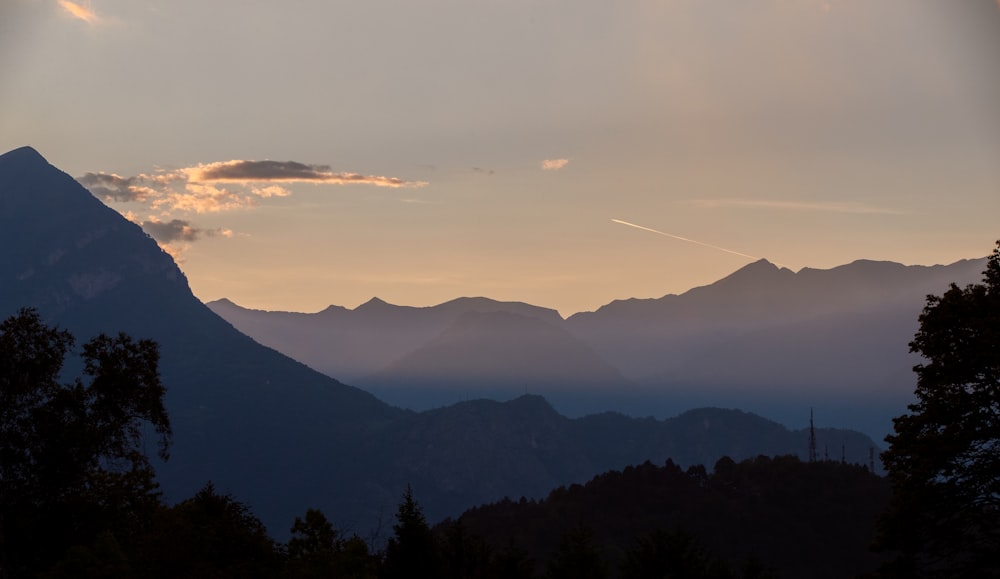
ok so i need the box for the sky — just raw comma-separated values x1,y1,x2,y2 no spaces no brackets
2,0,999,317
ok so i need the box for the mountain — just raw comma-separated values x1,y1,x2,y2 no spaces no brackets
354,396,882,523
207,295,563,385
1,145,884,537
364,310,638,413
0,146,403,533
211,254,985,438
566,257,986,437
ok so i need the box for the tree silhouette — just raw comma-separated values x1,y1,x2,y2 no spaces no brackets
0,309,171,578
381,485,441,578
619,529,730,579
285,507,378,578
545,525,609,579
135,482,278,578
876,242,1000,578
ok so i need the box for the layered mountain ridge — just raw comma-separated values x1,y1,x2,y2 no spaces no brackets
212,248,985,438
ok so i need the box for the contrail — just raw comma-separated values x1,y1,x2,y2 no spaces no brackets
611,218,762,262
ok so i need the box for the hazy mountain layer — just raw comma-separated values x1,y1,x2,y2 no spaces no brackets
212,253,985,438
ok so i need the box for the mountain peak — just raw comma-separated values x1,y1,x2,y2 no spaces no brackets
708,258,791,288
0,146,47,166
357,296,391,309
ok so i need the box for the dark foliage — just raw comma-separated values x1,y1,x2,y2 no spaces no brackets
546,525,609,579
285,507,378,578
381,485,442,578
876,242,1000,578
454,456,888,579
0,309,170,578
132,482,279,578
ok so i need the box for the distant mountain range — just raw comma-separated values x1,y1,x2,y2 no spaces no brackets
0,145,891,536
209,254,985,439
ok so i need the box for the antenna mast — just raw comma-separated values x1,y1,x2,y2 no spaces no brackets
808,408,817,463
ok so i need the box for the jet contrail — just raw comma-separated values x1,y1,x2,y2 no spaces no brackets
611,218,762,262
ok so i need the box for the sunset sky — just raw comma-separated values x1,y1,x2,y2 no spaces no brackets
2,0,999,316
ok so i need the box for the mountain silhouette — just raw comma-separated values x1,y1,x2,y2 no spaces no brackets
364,310,637,413
207,295,566,385
212,250,985,438
565,255,986,436
0,145,890,536
0,146,402,533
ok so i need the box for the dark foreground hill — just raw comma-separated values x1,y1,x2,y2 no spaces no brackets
450,455,891,579
0,145,883,538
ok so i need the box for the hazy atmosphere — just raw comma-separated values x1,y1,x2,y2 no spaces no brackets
3,0,999,315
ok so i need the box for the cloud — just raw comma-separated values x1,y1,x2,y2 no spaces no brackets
78,157,427,214
541,158,570,171
183,160,427,188
152,183,252,214
140,216,233,243
687,198,907,215
58,0,98,24
77,172,162,202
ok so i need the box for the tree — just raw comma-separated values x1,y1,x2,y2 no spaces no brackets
284,507,378,578
134,482,279,578
619,529,731,579
381,485,441,578
0,309,171,578
876,242,1000,578
545,525,609,579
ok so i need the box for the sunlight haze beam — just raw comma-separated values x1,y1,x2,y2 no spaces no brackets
58,0,98,24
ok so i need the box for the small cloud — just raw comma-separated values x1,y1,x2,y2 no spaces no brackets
142,218,200,243
140,216,233,244
78,172,160,203
250,185,293,198
58,0,99,24
687,198,907,216
472,167,495,176
541,158,570,171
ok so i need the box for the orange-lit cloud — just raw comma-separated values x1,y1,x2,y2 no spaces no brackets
78,157,427,215
58,0,99,24
541,159,570,171
183,159,427,188
152,183,251,214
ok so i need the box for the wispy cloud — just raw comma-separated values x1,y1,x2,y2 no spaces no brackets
120,213,233,261
541,158,570,171
183,160,426,188
58,0,99,24
687,198,907,215
78,158,428,214
139,216,233,244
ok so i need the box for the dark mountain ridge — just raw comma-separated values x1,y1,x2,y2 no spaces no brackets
453,454,890,578
0,145,403,532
